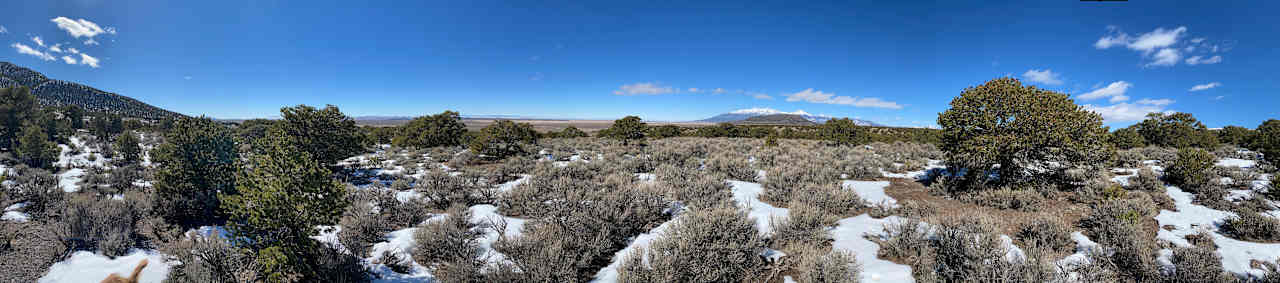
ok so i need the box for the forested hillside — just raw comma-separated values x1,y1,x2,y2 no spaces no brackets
0,62,183,120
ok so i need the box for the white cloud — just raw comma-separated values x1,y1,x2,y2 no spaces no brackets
1128,27,1186,52
1146,48,1180,67
51,17,115,38
1185,55,1222,65
78,53,100,68
784,88,903,109
60,55,77,64
1188,82,1221,92
48,43,63,53
1084,102,1171,123
747,92,773,100
612,82,676,95
1078,81,1132,102
1021,69,1064,85
83,38,99,45
0,25,8,34
67,47,80,54
1190,37,1205,43
11,43,55,61
32,36,45,47
1096,26,1199,67
1136,98,1174,106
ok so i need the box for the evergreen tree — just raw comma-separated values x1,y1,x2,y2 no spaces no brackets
16,122,59,169
937,77,1110,187
1254,119,1280,165
275,105,368,165
221,132,349,281
1110,126,1146,150
818,118,870,146
647,125,682,139
1216,126,1254,147
1136,112,1218,148
469,120,538,159
603,116,647,145
153,117,240,227
393,110,467,148
64,105,85,130
0,86,39,149
114,131,142,164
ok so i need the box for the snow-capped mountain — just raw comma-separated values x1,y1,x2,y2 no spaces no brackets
696,107,879,126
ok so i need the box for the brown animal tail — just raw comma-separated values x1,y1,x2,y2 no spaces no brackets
129,259,149,281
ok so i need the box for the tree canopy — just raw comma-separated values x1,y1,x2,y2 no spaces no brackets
153,117,240,227
1135,112,1218,149
469,120,539,159
602,116,647,145
937,77,1110,187
274,104,368,165
393,110,468,148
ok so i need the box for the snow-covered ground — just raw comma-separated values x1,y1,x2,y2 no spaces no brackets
39,249,172,283
842,180,896,208
729,180,789,235
1216,158,1258,169
591,209,685,283
830,215,915,282
1154,185,1280,279
3,202,30,222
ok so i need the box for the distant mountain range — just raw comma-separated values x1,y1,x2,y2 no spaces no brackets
731,114,819,126
696,108,879,126
0,62,184,120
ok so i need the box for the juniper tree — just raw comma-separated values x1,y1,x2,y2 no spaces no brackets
221,132,349,281
559,126,588,138
1136,112,1218,149
153,117,239,227
393,110,467,148
114,131,142,164
1254,119,1280,165
819,118,870,146
275,104,368,165
603,116,647,145
1110,126,1146,150
937,77,1110,187
64,105,85,130
0,86,39,149
16,122,59,169
1216,126,1254,147
647,124,682,139
469,119,538,159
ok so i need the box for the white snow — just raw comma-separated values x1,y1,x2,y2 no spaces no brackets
469,204,526,267
39,249,171,283
729,180,789,235
881,159,945,180
1155,186,1280,279
1216,158,1257,169
497,174,532,192
842,180,896,208
57,168,85,192
591,211,684,283
367,226,434,282
830,215,915,282
1110,168,1140,186
3,202,29,221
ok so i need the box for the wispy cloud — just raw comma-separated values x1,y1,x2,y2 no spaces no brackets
1188,82,1221,92
1095,26,1208,68
613,82,676,95
48,43,64,53
1136,98,1174,106
1078,81,1132,103
784,88,903,109
60,55,77,64
11,42,55,61
1185,55,1222,65
51,17,116,38
32,36,45,47
0,25,8,34
78,53,100,68
1022,69,1064,85
747,92,773,100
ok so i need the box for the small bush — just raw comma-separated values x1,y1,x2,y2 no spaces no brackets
1164,245,1230,282
1220,209,1280,242
619,204,766,283
1015,216,1073,253
1127,167,1165,192
964,187,1045,211
413,204,486,282
772,201,838,248
791,247,862,283
1166,148,1216,190
1081,199,1161,281
704,152,756,181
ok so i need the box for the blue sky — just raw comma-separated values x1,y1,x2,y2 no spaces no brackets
2,0,1276,128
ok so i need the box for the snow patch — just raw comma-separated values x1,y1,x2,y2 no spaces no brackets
842,180,896,208
729,180,789,235
830,215,915,282
39,249,171,283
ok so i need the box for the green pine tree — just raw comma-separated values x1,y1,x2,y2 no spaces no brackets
153,117,240,227
114,131,142,164
221,131,350,281
16,122,59,169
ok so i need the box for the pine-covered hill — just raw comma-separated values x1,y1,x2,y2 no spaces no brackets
0,61,185,120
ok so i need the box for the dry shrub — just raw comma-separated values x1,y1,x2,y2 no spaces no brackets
762,166,839,205
60,194,147,256
0,222,68,282
771,201,838,248
963,187,1045,211
162,232,260,283
618,204,766,283
1215,165,1259,189
790,183,864,216
1220,209,1280,242
1015,216,1073,253
1127,167,1165,192
790,245,862,283
1080,199,1161,282
338,200,393,258
705,152,756,182
1164,245,1231,282
412,204,487,282
931,216,1007,282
